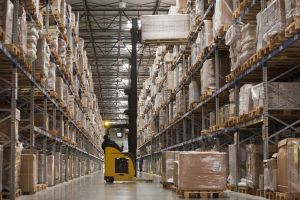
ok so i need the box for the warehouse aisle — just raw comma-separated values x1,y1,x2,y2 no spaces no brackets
17,171,265,200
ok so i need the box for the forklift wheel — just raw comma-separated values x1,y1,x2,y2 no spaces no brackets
105,176,114,183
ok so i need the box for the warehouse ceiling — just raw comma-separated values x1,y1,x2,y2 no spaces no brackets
67,0,174,124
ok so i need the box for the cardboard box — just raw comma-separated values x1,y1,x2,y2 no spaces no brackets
178,151,227,191
20,154,37,193
277,138,300,192
246,144,263,188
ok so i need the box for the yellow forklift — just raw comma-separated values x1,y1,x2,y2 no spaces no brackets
101,134,136,183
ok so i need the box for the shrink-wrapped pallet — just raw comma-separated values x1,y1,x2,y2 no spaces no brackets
0,0,13,44
201,59,215,94
27,22,40,63
47,62,56,91
228,144,246,185
264,158,277,191
168,6,180,14
173,161,179,186
277,138,300,193
240,23,257,66
197,20,213,56
188,80,200,105
245,144,270,188
213,0,233,38
48,26,59,52
58,38,67,65
196,0,209,18
20,154,37,193
38,154,45,184
225,24,242,71
259,0,286,44
61,0,67,27
176,0,187,12
161,151,179,183
209,111,215,127
177,151,227,191
176,90,184,115
51,0,61,15
36,36,50,84
17,6,27,54
239,84,253,115
141,14,190,41
285,0,300,24
191,43,198,67
54,152,61,184
251,82,300,109
55,76,64,102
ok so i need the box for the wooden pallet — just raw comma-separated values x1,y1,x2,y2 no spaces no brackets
200,89,215,101
208,124,224,133
49,129,59,137
238,107,263,124
26,0,38,18
5,44,21,58
144,38,188,45
285,16,300,37
238,186,256,195
189,102,199,110
270,110,300,116
0,26,4,42
2,189,22,200
180,190,224,199
275,192,300,200
160,182,174,189
227,184,237,192
48,90,57,99
36,184,47,192
224,117,239,127
265,191,276,200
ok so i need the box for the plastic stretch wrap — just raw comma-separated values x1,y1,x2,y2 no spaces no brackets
58,38,67,65
277,138,300,193
190,10,196,31
228,144,246,185
197,20,213,56
20,154,37,193
66,52,73,76
178,151,227,191
48,26,59,52
245,144,264,188
51,0,61,15
261,0,286,43
0,0,13,44
201,59,215,94
141,14,190,41
161,151,178,183
251,82,300,109
47,63,56,91
220,104,230,124
176,0,187,12
188,80,200,105
168,6,180,14
264,159,277,191
191,43,197,66
225,24,242,71
47,155,55,186
38,154,45,183
213,0,233,37
209,112,215,127
285,0,300,24
27,22,39,63
18,7,27,54
36,37,50,84
240,23,257,65
61,0,66,27
239,84,253,115
3,143,22,191
55,77,64,101
196,0,209,18
176,91,184,115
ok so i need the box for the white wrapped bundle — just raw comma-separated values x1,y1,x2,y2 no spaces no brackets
141,14,190,41
36,37,50,83
168,6,180,14
176,90,184,115
0,0,13,44
58,38,67,65
261,0,286,43
225,24,242,71
17,7,27,54
48,26,59,52
197,20,213,56
47,62,56,91
285,0,300,24
191,43,197,66
189,81,200,105
51,0,61,15
213,0,233,37
240,23,257,65
61,0,66,27
201,59,216,94
27,22,40,63
55,76,64,102
239,84,253,115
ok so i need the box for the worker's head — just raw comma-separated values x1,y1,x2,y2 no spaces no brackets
104,134,109,140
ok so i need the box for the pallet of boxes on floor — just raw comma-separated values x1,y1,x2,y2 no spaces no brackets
138,0,300,199
0,0,104,198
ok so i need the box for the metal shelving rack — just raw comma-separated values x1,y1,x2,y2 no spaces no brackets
0,1,103,199
137,0,300,182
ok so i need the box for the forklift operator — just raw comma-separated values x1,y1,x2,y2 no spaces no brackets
101,134,123,152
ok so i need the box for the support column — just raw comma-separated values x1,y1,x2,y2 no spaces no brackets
215,47,220,125
183,118,187,141
262,64,269,160
43,139,47,185
60,146,64,183
191,114,195,138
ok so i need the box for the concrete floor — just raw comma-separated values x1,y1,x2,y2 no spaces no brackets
17,171,266,200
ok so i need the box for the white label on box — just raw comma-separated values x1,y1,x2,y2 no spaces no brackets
212,161,221,172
